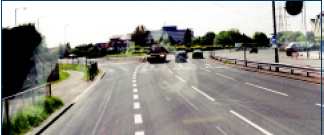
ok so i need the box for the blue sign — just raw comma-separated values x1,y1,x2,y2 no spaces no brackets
271,35,276,45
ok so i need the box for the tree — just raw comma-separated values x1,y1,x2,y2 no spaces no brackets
183,28,193,47
201,32,216,45
253,32,269,47
131,25,152,47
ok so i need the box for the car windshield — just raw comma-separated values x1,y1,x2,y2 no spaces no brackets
2,1,323,135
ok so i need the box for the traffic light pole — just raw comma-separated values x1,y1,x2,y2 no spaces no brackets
272,0,280,72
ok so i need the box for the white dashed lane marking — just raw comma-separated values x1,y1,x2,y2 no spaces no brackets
245,82,288,97
133,88,138,93
230,110,273,135
135,131,145,135
191,86,215,102
134,114,143,124
133,94,139,100
133,102,140,109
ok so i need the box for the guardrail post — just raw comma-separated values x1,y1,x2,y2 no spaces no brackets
234,59,237,64
269,66,272,71
306,72,310,77
290,69,294,74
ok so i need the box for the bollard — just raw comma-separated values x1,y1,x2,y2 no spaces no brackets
290,69,294,74
306,72,310,77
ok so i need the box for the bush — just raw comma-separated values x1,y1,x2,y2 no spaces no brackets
5,96,64,135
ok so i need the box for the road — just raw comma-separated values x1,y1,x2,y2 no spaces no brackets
42,54,321,135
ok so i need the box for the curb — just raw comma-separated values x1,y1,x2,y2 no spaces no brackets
26,71,106,135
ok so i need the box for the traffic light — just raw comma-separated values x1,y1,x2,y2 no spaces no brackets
285,1,303,16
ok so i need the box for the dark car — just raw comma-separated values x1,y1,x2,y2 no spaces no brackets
249,47,258,53
147,44,168,63
285,42,300,56
192,49,204,59
175,51,188,63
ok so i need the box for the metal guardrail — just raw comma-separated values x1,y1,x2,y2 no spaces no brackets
210,54,321,78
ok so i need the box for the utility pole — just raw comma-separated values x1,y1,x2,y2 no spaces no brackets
272,0,280,72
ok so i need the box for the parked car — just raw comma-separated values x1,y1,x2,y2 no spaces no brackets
175,51,188,63
192,49,204,59
147,44,168,63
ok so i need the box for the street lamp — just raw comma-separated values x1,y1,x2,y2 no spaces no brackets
272,0,280,72
14,7,27,26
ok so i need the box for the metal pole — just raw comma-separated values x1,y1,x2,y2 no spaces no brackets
272,0,280,72
14,8,17,26
244,47,247,67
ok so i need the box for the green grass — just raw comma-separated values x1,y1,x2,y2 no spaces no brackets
223,60,232,64
52,70,70,84
59,63,90,80
3,96,64,135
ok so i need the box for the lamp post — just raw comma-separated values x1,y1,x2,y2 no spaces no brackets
272,0,280,72
14,7,27,26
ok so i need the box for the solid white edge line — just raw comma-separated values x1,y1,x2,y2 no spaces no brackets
133,102,141,109
134,114,143,124
245,82,288,97
176,75,186,82
191,86,215,102
134,131,145,135
230,110,273,135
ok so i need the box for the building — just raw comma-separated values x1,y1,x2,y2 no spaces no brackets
310,11,323,39
150,26,194,45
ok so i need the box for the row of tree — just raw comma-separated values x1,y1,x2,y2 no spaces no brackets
193,30,269,48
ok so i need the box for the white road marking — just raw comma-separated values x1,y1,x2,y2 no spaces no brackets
178,92,199,110
216,126,228,135
133,83,137,87
191,86,215,102
203,69,211,72
230,110,273,135
91,87,113,135
176,75,186,82
133,94,139,100
135,131,145,135
132,80,136,83
133,88,138,93
245,82,288,97
168,68,173,74
133,76,136,79
134,114,143,124
133,102,141,109
316,103,324,107
214,72,237,81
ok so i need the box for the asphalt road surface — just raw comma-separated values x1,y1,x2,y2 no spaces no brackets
42,54,321,135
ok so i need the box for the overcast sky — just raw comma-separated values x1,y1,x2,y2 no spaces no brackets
2,1,322,48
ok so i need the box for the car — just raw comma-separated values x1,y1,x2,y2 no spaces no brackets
192,49,204,59
175,51,188,63
147,44,168,63
249,47,258,53
285,42,301,56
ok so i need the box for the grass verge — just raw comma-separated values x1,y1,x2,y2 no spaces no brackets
3,96,64,135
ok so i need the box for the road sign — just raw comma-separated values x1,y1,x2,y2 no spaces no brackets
271,35,277,48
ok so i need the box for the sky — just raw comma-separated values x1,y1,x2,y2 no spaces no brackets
2,1,322,48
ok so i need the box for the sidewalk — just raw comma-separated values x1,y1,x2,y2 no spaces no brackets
51,70,91,104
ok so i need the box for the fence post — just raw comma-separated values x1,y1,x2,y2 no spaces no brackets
290,69,294,74
269,66,272,71
47,83,52,97
4,99,11,135
234,59,237,64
